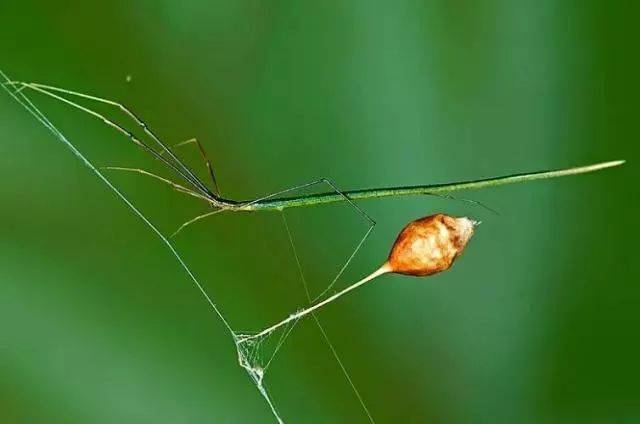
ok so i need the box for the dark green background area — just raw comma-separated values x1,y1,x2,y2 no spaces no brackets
1,2,638,423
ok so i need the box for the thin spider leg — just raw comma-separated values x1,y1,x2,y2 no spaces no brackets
161,138,221,196
14,82,214,199
439,194,500,215
267,178,377,303
237,179,336,210
6,82,27,95
101,166,213,202
320,178,376,226
170,208,228,238
310,178,376,302
25,82,213,197
6,83,181,179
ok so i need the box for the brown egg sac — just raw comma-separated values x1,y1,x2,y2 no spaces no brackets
386,213,478,277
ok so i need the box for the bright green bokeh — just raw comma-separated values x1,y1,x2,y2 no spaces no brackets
1,2,638,423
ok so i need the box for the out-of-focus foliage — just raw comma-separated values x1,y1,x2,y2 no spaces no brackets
0,1,637,422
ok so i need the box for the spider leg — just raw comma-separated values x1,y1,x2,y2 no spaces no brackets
162,138,220,196
170,208,228,238
13,82,215,200
101,166,213,202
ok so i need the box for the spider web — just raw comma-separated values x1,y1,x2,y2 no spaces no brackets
1,71,377,423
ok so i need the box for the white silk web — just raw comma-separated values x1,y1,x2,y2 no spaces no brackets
1,72,378,423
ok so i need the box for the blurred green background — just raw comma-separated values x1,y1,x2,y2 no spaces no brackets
1,1,638,423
